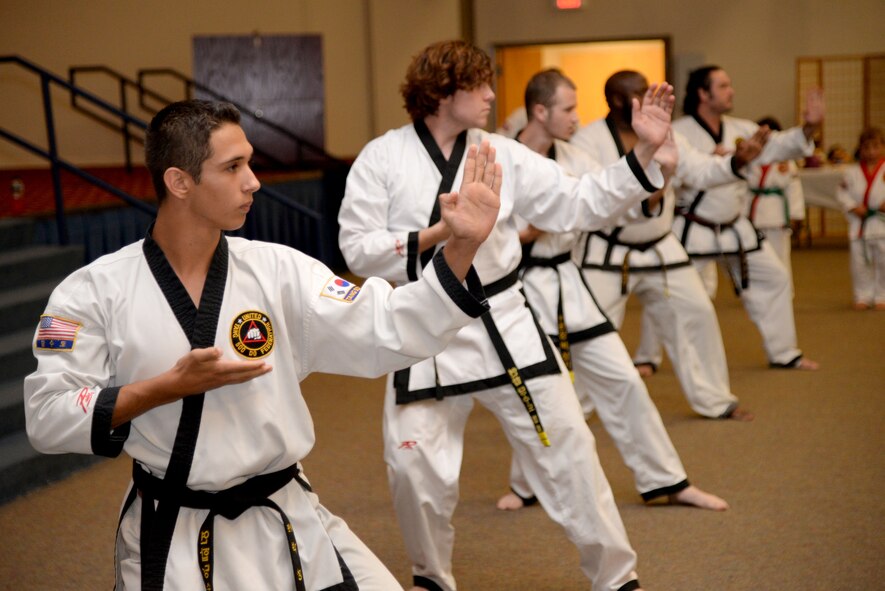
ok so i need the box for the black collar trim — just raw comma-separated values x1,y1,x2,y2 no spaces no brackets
413,119,468,176
692,113,723,144
604,114,628,157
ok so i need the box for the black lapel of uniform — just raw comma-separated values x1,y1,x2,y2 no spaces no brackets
395,122,467,399
605,114,627,157
692,113,723,144
413,119,468,269
142,227,229,481
139,226,229,590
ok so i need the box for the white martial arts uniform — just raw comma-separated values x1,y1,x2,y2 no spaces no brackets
743,160,805,294
571,117,741,417
25,232,490,591
835,160,885,305
339,122,663,591
671,115,814,367
508,138,689,500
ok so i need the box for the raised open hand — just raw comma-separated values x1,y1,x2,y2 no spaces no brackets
631,82,676,149
439,140,502,246
803,88,825,127
653,130,679,179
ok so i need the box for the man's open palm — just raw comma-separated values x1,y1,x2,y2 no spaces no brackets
631,83,676,148
439,141,502,245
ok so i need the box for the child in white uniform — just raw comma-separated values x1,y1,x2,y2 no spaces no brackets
836,127,885,309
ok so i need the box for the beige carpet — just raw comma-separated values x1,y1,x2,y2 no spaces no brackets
1,244,883,590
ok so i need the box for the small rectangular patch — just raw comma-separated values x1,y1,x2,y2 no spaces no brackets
35,315,82,351
320,276,361,303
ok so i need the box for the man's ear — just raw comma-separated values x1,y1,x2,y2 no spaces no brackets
163,167,191,200
699,88,711,104
531,103,548,124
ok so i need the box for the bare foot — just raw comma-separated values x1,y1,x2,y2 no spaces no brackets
853,301,871,310
725,406,755,421
496,491,525,511
669,485,729,511
794,357,819,370
634,362,656,377
407,587,429,591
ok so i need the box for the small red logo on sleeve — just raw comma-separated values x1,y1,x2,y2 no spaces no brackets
76,387,94,414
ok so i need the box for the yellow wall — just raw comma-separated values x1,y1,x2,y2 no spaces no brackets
496,40,666,128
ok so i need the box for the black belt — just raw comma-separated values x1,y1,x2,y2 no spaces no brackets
522,251,571,269
482,267,520,297
521,252,573,374
595,229,669,253
479,309,551,446
131,462,314,591
678,211,750,294
592,230,671,296
480,267,550,445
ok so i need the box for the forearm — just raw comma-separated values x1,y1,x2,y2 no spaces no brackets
632,140,659,170
112,374,184,429
418,221,451,253
441,237,481,282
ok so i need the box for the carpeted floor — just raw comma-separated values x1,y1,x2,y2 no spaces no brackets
1,244,882,590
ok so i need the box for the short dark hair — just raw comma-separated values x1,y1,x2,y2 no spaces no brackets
400,40,493,121
603,70,646,109
145,100,241,202
524,69,575,121
756,116,782,132
683,65,722,117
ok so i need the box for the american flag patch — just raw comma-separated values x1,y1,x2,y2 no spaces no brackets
35,315,82,351
320,276,361,303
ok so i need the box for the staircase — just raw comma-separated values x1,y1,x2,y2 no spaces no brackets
0,218,100,504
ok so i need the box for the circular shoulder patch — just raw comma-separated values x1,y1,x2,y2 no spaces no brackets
230,310,275,359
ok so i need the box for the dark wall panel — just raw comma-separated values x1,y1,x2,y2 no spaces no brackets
193,34,324,167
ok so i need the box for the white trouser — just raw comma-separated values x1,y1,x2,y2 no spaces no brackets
508,331,687,499
849,237,885,305
633,306,665,369
583,265,738,418
383,369,638,591
697,258,720,298
693,242,802,365
759,227,794,295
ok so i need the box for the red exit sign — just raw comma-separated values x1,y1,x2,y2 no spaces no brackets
556,0,583,9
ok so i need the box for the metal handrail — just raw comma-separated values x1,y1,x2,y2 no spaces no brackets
137,67,343,168
0,126,156,216
71,65,293,170
1,55,329,258
68,65,171,171
0,55,152,244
